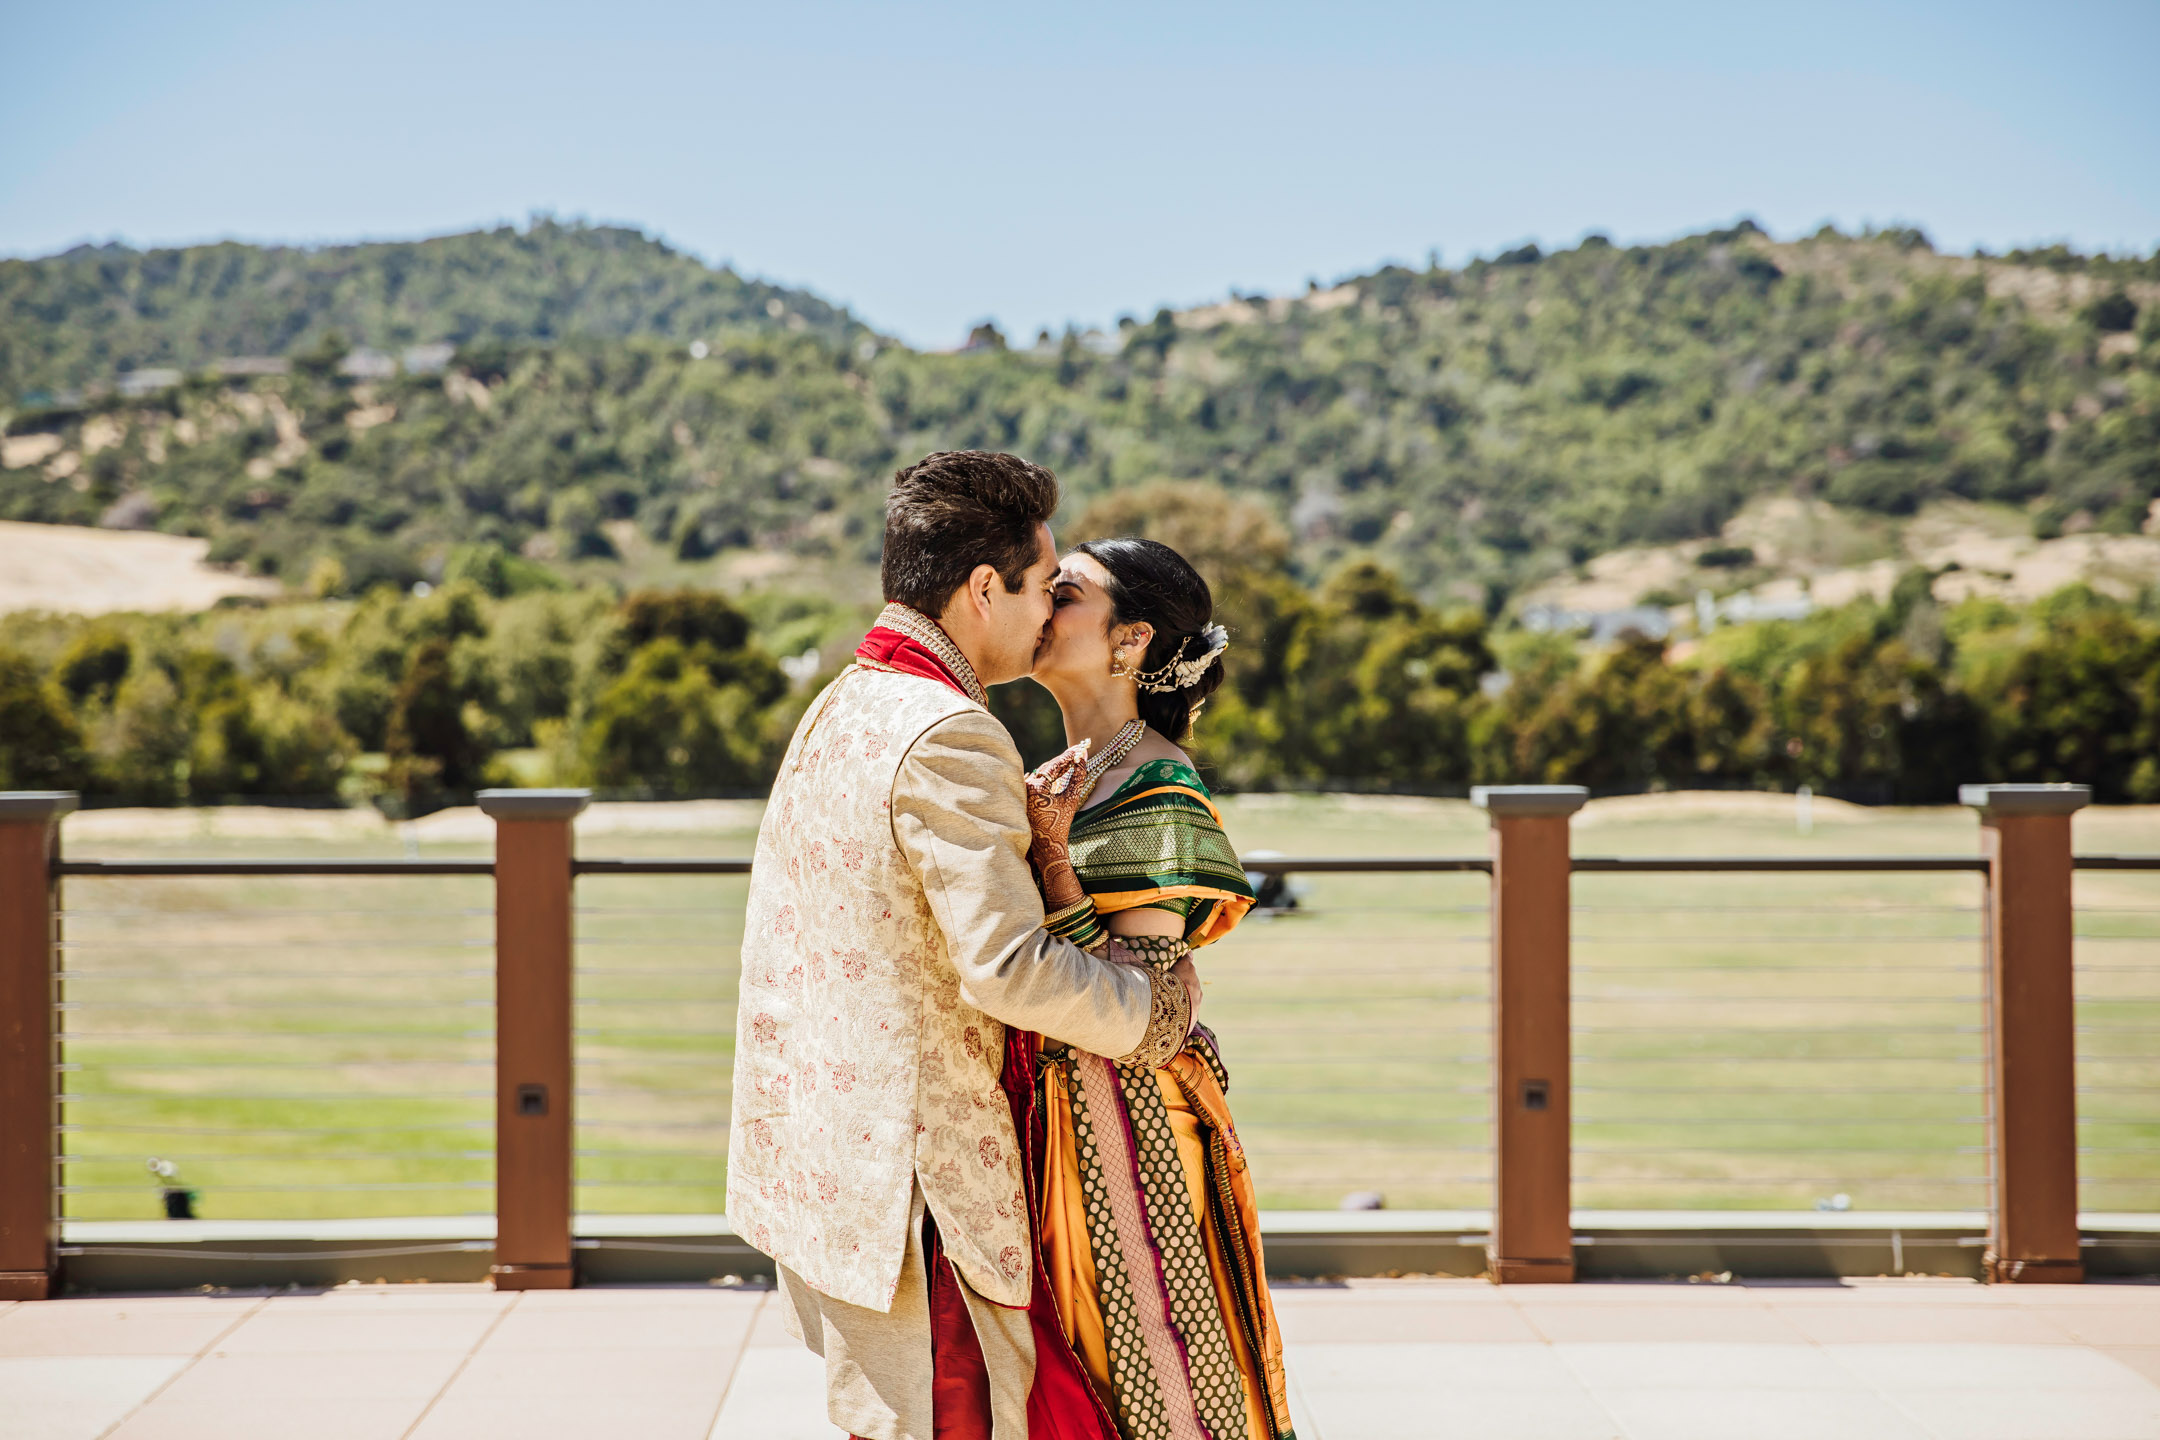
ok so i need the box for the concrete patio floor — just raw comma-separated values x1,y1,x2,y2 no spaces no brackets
6,1277,2160,1440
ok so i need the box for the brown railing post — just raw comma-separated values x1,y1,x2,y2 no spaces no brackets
0,792,75,1301
1472,784,1586,1283
1961,782,2089,1284
478,788,590,1290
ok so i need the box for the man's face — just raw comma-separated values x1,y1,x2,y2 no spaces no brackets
978,523,1059,685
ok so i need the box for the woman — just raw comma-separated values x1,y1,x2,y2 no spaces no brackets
1012,537,1295,1440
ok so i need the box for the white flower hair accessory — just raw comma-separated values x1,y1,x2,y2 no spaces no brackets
1135,623,1230,694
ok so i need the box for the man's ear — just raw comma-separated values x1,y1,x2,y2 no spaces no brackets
966,562,1000,617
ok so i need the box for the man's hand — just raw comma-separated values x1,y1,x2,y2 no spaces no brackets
1171,954,1202,1025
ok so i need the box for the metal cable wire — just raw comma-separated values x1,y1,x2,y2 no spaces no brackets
60,1152,492,1164
48,855,2157,1225
62,1089,495,1102
59,1122,491,1135
58,1060,491,1071
60,1030,490,1041
59,1182,494,1194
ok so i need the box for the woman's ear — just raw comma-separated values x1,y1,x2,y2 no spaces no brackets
1124,623,1154,652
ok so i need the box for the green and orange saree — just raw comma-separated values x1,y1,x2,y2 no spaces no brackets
1028,758,1295,1440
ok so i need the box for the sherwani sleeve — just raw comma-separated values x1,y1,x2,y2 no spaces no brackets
892,708,1153,1057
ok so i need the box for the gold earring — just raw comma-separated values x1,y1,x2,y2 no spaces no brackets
1109,645,1131,679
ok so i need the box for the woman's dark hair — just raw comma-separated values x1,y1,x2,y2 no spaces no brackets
1073,537,1224,742
882,451,1059,615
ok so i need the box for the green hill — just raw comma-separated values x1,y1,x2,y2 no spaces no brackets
0,219,863,398
2,222,2155,604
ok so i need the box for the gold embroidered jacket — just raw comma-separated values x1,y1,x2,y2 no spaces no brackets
728,662,1159,1311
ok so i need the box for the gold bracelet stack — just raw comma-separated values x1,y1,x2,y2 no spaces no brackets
1118,961,1194,1070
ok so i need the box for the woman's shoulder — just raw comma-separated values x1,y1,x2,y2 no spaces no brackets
1119,735,1208,793
1081,737,1208,816
1129,731,1192,775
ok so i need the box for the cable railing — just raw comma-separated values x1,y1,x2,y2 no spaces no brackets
54,872,495,1223
1569,872,1990,1213
2,781,2153,1298
1203,871,1492,1211
571,878,744,1213
2075,871,2160,1217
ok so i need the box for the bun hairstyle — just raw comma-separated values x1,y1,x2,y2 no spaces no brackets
1073,537,1226,743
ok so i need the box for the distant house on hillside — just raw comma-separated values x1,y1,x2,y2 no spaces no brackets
401,342,455,375
115,369,181,398
1698,589,1813,628
1521,602,1674,643
213,356,291,378
338,348,398,380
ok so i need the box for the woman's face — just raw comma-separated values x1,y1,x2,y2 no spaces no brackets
1032,551,1150,689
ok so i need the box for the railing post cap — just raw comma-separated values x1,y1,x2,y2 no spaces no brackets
475,788,592,821
0,791,79,823
1957,783,2091,817
1471,785,1589,819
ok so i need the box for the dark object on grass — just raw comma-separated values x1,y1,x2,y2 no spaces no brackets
148,1157,198,1219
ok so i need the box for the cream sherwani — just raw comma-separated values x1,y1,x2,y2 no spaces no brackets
729,650,1160,1439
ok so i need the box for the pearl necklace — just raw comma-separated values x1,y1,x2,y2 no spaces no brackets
1077,719,1147,806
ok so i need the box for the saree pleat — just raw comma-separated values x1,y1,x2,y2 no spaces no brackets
1068,1056,1204,1440
1034,759,1294,1440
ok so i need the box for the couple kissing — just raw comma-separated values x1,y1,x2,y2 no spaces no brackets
728,450,1293,1440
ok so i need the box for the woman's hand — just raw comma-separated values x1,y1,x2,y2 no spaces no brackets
1170,954,1202,1024
1024,740,1091,860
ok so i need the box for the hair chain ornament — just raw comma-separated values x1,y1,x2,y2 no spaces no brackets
1134,623,1230,694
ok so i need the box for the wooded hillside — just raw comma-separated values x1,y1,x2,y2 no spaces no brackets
3,222,2154,607
0,219,861,399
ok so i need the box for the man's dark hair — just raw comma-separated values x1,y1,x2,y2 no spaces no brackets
881,451,1060,614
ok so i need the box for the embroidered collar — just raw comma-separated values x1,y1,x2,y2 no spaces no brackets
869,603,989,708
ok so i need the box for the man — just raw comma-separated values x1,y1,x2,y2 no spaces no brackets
728,450,1200,1440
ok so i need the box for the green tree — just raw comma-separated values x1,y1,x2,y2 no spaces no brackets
91,666,191,801
1509,634,1693,788
1684,666,1774,782
54,626,133,707
0,648,88,789
580,638,766,794
384,639,487,804
190,683,352,797
1982,608,2160,801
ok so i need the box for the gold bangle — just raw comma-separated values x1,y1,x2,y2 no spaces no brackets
1044,897,1095,929
1116,961,1192,1070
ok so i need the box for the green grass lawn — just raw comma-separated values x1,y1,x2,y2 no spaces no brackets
53,794,2160,1222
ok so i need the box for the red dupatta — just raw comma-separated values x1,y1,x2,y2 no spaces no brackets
855,604,989,707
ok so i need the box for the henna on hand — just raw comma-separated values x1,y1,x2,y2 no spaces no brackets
1024,740,1092,857
1036,853,1086,912
1028,751,1097,885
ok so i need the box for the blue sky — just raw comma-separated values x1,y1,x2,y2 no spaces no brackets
4,1,2156,347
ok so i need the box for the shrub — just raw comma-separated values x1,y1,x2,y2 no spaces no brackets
384,639,488,803
581,638,767,794
0,648,88,789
